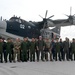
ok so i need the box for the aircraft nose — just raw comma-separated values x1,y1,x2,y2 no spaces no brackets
0,20,7,29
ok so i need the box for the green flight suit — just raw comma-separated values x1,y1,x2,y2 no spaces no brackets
0,42,3,62
30,41,36,61
6,42,14,62
36,40,45,61
71,42,75,60
21,41,28,62
27,40,30,60
55,42,61,61
63,41,69,61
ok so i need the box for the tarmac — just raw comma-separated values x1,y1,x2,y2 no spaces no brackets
0,61,75,75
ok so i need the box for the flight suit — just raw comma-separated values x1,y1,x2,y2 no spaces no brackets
27,40,30,61
13,41,21,62
70,42,75,60
35,40,39,61
30,41,36,61
21,41,28,62
6,42,14,62
3,42,6,62
0,42,3,63
60,41,64,60
36,40,45,61
11,42,14,61
55,42,61,61
63,41,69,61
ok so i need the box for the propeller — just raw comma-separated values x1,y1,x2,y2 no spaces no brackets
64,7,72,17
64,7,75,24
64,7,75,18
39,10,54,28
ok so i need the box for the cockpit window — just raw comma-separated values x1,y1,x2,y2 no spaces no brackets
9,18,21,23
15,19,21,23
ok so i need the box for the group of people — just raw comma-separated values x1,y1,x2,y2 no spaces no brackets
0,36,75,63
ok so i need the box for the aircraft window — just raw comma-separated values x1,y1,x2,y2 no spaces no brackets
16,19,18,22
18,19,21,23
16,19,21,23
28,26,31,29
20,24,25,29
9,18,21,23
9,19,15,22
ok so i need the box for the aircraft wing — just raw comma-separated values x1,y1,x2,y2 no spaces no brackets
52,19,73,27
53,19,67,24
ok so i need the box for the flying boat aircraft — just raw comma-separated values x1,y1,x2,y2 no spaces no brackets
0,7,75,40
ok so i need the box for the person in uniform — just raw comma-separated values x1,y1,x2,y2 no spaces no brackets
10,38,14,62
59,38,64,60
55,38,61,61
35,38,39,62
50,39,55,61
6,38,14,63
68,38,71,60
3,38,7,63
44,38,50,61
36,36,45,61
13,38,21,62
21,37,28,62
0,37,3,63
63,37,69,61
30,38,36,62
70,38,75,60
26,37,30,61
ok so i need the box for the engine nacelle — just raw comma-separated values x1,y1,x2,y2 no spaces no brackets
73,16,75,25
0,20,7,29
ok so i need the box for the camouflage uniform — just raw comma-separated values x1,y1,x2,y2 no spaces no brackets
44,39,50,61
13,41,21,62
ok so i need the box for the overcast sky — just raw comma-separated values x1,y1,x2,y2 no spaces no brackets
0,0,75,40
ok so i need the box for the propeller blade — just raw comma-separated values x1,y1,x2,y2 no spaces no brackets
45,10,48,18
70,7,72,15
48,15,54,19
64,14,69,17
39,15,43,19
